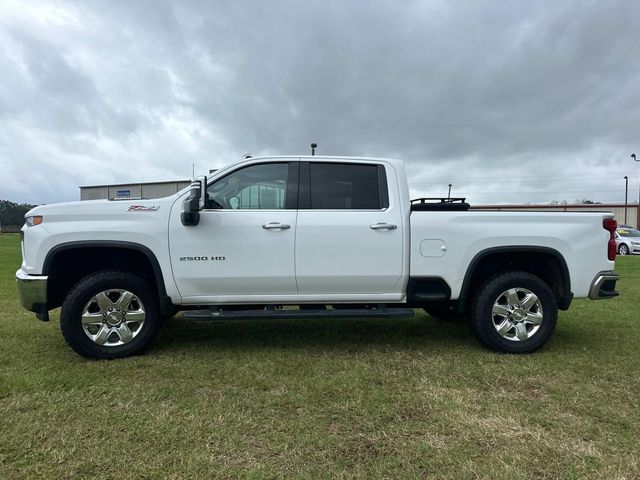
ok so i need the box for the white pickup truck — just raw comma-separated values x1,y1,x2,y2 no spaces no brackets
17,156,620,358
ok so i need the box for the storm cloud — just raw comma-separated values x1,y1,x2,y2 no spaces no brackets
1,0,639,205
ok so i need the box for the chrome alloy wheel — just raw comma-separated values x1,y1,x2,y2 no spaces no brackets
81,289,146,346
491,288,543,342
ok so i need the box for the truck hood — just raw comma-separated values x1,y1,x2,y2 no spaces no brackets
26,196,179,219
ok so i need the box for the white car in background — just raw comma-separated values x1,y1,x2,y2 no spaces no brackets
615,227,640,256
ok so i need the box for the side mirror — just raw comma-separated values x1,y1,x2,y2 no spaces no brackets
181,175,207,226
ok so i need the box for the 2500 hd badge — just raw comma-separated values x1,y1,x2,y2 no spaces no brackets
179,256,226,261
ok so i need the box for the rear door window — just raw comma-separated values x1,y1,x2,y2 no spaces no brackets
308,163,387,209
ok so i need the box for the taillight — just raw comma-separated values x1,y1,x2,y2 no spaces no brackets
603,218,617,261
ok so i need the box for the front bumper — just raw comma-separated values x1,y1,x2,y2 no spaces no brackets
588,271,620,300
16,268,49,321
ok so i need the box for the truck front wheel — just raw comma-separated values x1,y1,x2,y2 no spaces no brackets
469,271,557,353
60,271,162,359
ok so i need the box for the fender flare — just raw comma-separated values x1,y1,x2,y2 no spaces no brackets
456,246,572,309
43,240,174,315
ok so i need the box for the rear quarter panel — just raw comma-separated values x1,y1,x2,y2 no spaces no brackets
410,211,615,299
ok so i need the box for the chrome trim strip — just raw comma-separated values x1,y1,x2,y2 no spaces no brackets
588,271,620,300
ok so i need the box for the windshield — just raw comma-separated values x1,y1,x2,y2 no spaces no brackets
618,228,640,238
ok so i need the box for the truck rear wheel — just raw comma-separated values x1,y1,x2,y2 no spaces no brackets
60,271,161,359
469,271,557,353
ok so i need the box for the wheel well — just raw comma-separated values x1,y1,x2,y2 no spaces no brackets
459,249,571,310
45,246,164,310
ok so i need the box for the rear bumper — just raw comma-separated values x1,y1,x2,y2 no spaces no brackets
16,268,49,321
588,271,620,300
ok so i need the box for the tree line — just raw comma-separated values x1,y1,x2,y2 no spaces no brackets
0,200,37,231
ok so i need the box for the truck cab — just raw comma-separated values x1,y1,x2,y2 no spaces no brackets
171,157,408,304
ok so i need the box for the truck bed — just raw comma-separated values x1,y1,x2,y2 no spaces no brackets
409,210,615,299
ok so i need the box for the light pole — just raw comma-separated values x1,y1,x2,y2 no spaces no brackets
624,176,628,225
632,154,640,228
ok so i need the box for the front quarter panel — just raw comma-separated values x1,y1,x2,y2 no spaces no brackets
21,198,181,302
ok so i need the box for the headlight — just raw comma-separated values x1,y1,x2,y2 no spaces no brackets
632,241,640,246
25,216,43,227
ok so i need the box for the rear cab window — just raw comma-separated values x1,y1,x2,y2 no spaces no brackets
302,162,389,210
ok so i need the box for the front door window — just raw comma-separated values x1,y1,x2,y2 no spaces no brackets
206,163,289,210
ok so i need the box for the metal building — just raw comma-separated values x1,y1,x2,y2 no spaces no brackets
80,180,191,201
470,203,639,229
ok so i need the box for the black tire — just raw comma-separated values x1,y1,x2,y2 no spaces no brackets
469,271,557,354
423,303,465,322
60,271,162,359
618,244,629,256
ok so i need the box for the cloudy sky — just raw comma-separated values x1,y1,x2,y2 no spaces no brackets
1,0,639,206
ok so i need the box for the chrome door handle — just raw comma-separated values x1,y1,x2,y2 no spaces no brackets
262,222,291,230
370,222,397,230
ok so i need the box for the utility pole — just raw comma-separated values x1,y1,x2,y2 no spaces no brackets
624,176,628,225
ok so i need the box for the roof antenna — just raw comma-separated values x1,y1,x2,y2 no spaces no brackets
310,143,317,156
243,153,253,159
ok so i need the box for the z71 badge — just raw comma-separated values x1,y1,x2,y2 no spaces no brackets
128,205,160,212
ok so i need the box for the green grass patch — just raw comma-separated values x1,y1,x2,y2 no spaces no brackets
1,233,639,479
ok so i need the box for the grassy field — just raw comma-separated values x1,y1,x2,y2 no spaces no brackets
0,233,639,479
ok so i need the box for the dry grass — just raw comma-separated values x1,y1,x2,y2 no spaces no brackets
1,234,639,479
